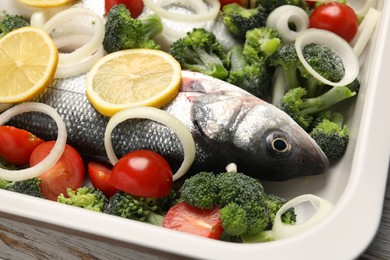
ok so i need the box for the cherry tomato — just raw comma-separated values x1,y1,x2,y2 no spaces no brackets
104,0,144,18
30,141,85,201
163,202,223,239
109,150,172,198
0,126,44,166
309,2,359,42
88,161,118,198
219,0,249,8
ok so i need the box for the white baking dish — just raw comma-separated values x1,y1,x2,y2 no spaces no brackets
0,0,389,259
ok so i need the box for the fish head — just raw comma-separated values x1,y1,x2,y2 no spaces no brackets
234,104,329,181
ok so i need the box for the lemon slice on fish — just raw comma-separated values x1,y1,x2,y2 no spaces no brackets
0,27,59,103
86,49,182,117
16,0,74,8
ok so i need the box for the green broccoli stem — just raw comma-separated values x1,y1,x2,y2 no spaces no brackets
261,38,281,56
284,70,301,89
190,48,229,79
240,230,275,243
145,212,164,226
300,86,356,115
330,112,344,129
229,45,247,72
139,14,163,39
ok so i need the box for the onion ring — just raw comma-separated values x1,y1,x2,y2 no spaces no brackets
272,194,334,239
350,7,381,58
104,106,196,181
266,5,309,43
43,7,105,65
295,29,359,87
0,102,67,181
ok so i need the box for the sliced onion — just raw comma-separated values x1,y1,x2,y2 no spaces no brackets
43,7,105,67
295,29,359,87
104,106,196,182
266,5,309,43
354,0,378,17
272,194,334,240
225,163,237,173
271,67,288,106
144,0,220,23
350,7,381,58
0,102,67,181
30,11,49,28
55,45,105,78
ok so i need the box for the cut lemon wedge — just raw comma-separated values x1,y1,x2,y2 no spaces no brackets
16,0,75,8
86,49,182,117
0,27,59,103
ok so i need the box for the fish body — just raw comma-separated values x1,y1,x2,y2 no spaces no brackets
7,70,328,181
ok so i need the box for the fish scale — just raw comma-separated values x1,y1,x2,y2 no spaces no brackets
7,71,329,181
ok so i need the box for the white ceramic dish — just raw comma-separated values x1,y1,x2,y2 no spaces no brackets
0,0,389,259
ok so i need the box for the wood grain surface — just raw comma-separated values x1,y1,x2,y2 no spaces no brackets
0,175,388,260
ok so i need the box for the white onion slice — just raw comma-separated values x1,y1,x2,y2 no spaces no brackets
272,67,288,106
104,106,196,182
295,29,359,87
144,0,220,23
266,5,309,43
272,194,334,240
43,8,105,65
354,0,378,17
225,163,237,174
55,45,105,78
350,7,381,58
0,102,67,181
30,11,49,28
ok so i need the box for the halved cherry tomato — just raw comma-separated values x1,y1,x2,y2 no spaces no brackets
163,202,223,239
219,0,249,8
88,161,118,198
309,2,359,42
104,0,144,18
0,126,44,165
30,141,85,201
109,150,172,198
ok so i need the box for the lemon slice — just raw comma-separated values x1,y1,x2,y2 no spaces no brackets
0,27,59,103
16,0,75,8
86,49,182,117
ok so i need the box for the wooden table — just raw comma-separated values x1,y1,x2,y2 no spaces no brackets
0,173,388,260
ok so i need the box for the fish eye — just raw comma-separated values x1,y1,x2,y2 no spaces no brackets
266,131,292,156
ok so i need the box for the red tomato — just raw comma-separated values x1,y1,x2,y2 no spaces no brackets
0,126,44,165
163,202,223,239
105,0,144,18
309,2,359,42
109,150,172,198
219,0,249,8
30,141,85,201
88,161,118,198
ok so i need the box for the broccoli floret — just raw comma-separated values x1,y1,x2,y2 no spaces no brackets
243,27,281,64
279,86,356,130
269,42,307,89
104,191,169,226
222,3,267,41
0,14,29,37
103,4,162,53
179,171,219,210
227,45,273,98
264,194,296,227
169,28,229,79
58,187,108,212
254,0,309,14
0,177,43,198
270,42,347,94
310,112,349,160
179,171,274,238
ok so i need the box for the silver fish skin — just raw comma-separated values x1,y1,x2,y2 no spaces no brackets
7,70,329,181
